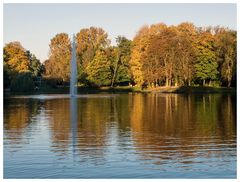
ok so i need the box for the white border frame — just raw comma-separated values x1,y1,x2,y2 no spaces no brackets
1,1,238,182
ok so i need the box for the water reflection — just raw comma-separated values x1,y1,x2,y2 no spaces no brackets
4,99,44,147
4,93,236,178
129,94,236,167
70,97,78,160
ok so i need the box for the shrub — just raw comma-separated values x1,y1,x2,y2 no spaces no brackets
10,71,34,92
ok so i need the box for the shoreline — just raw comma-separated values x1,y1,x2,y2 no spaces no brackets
4,86,236,95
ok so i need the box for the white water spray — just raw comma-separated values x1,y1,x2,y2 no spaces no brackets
70,34,77,97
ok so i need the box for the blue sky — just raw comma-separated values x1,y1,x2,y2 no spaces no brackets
4,3,236,62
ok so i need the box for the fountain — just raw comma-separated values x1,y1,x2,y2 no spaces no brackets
70,35,78,159
70,34,78,97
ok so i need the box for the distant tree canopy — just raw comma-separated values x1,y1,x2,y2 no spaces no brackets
130,23,236,87
44,33,71,83
3,41,43,90
43,27,133,87
4,23,236,91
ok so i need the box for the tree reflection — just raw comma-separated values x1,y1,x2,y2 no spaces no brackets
45,99,71,156
4,98,42,146
74,97,111,164
129,93,236,164
4,93,236,166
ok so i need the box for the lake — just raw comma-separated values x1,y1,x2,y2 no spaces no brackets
3,93,236,178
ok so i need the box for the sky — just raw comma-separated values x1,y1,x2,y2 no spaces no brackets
4,3,237,62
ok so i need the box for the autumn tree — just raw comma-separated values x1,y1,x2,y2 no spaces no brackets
4,42,30,74
131,23,196,87
76,27,110,85
143,32,167,87
4,42,43,90
130,25,153,87
175,23,197,86
160,26,179,87
5,23,236,90
44,33,71,83
215,29,236,87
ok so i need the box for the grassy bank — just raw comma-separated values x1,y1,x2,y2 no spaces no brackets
145,86,236,94
4,86,236,95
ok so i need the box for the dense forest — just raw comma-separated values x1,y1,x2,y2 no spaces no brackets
3,22,237,92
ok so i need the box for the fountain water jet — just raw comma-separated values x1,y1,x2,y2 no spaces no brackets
70,34,77,97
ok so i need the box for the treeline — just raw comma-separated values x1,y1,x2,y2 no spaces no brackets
131,23,236,88
44,28,132,87
4,42,44,91
3,22,236,92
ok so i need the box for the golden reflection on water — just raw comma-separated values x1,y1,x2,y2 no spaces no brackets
4,94,236,162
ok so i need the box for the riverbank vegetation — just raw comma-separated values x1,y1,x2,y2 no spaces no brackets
3,22,236,92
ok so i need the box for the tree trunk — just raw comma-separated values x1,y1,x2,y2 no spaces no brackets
165,78,169,87
175,77,178,87
111,54,120,87
203,79,205,86
175,81,178,87
227,80,231,87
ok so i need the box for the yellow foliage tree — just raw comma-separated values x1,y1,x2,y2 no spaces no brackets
4,42,30,73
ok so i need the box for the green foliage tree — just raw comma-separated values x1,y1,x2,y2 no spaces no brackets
4,23,236,91
86,49,112,86
111,36,132,86
76,27,110,65
26,50,44,77
76,27,110,85
10,71,35,92
194,58,218,86
4,62,11,88
194,30,219,86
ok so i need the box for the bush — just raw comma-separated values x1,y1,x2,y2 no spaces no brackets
210,80,222,87
42,76,59,88
10,71,35,92
4,70,11,88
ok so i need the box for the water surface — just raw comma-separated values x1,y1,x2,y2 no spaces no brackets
4,93,236,178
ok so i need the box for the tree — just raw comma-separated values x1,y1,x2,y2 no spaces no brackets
26,50,44,77
10,71,35,92
175,23,197,86
44,33,71,83
130,25,151,87
111,36,132,86
3,42,43,89
215,29,236,87
86,49,112,86
76,27,110,85
194,58,218,86
4,62,11,88
143,33,166,87
4,42,30,74
194,30,219,86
